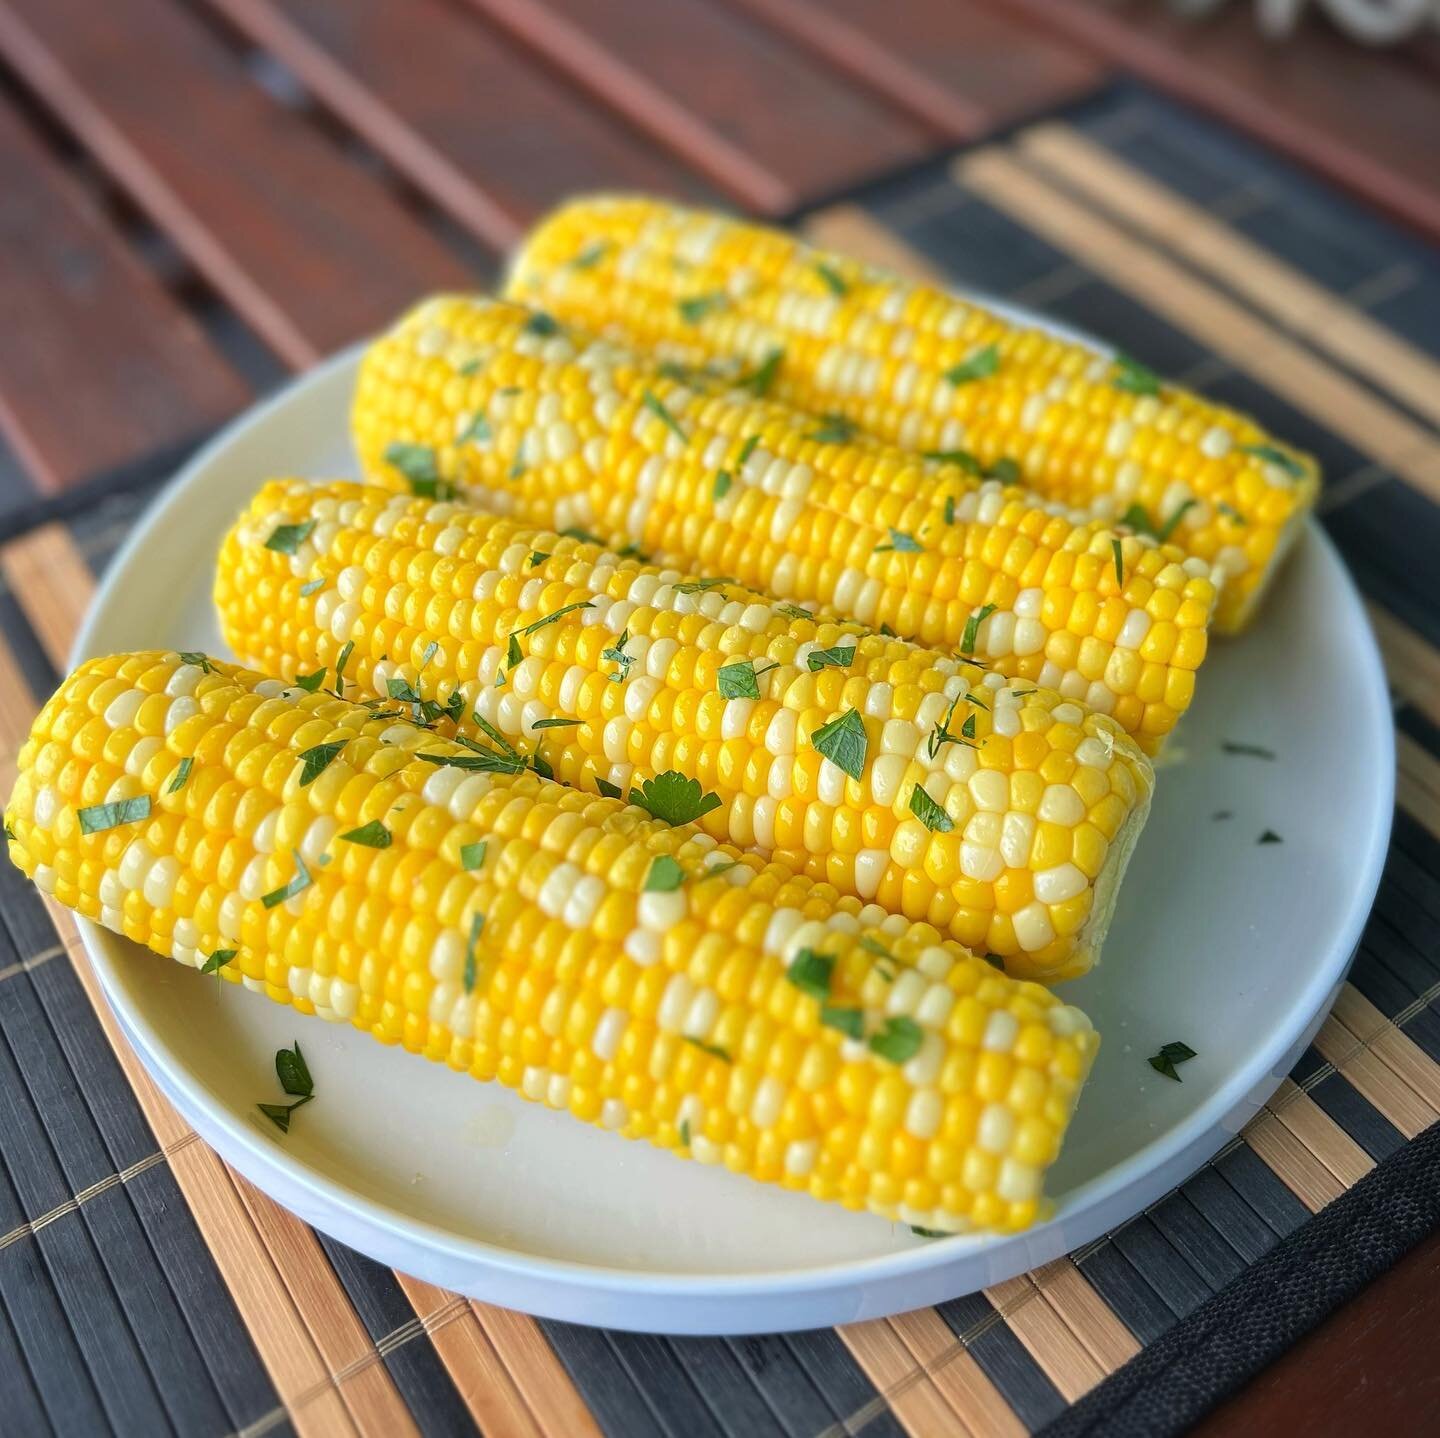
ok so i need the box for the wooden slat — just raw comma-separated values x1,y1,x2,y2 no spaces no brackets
957,148,1440,504
992,0,1440,246
0,94,246,494
1314,1014,1439,1141
464,0,931,214
1030,1257,1142,1373
838,1318,968,1437
985,1276,1106,1402
801,204,950,284
469,1303,604,1438
0,523,92,669
723,0,1102,139
1368,603,1440,726
1271,1080,1376,1191
1335,985,1440,1116
0,0,469,367
1017,123,1440,433
888,1308,1026,1438
199,0,712,252
1398,730,1440,839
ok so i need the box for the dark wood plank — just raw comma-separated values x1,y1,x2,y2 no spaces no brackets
465,0,932,213
200,0,716,251
724,0,1103,139
0,94,247,493
995,0,1440,246
1193,1225,1440,1437
0,0,471,367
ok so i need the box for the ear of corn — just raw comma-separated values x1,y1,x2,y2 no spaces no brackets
352,295,1216,753
6,649,1100,1234
216,479,1155,983
503,195,1319,634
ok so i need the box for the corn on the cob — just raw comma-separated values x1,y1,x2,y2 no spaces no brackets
503,195,1319,634
352,295,1216,753
7,649,1100,1233
217,479,1155,983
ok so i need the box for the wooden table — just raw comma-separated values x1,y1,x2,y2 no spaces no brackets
0,3,1437,1434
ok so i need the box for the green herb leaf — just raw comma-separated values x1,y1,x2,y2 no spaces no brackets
678,291,726,325
1218,502,1247,525
602,629,634,683
528,550,550,568
1222,740,1276,760
869,1016,923,1064
874,528,922,555
645,855,685,893
807,645,856,673
293,667,326,693
909,784,954,833
78,795,151,835
470,714,520,758
332,639,355,697
596,778,623,800
679,1119,692,1146
983,952,1006,970
1111,538,1124,588
737,434,761,467
530,749,553,780
943,496,956,525
464,911,484,992
742,347,784,396
384,441,456,500
460,840,488,871
810,708,867,780
1212,809,1233,821
531,716,581,732
713,469,732,501
859,936,891,960
1240,442,1305,479
616,542,649,562
459,411,491,445
778,602,814,621
815,261,848,296
1156,499,1197,542
945,343,1000,386
642,389,687,443
987,457,1020,484
786,948,833,1001
960,603,997,656
570,240,609,270
258,1095,312,1133
1120,502,1153,535
177,652,216,672
417,749,526,774
200,948,237,976
167,757,194,794
1113,354,1161,396
806,414,855,444
684,1036,732,1063
924,448,981,475
507,633,523,669
523,311,560,337
517,600,596,637
717,658,777,699
262,851,312,909
673,576,735,596
821,1005,865,1039
276,1041,313,1098
1147,1040,1197,1081
265,520,316,555
1258,829,1283,845
340,820,391,848
911,1226,948,1238
298,740,347,788
631,771,723,826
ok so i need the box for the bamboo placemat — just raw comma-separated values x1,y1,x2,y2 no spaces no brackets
2,85,1438,1436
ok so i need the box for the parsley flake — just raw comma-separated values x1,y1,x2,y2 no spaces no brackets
925,448,982,474
874,528,922,555
778,602,814,621
631,771,722,826
642,389,687,443
596,778,624,800
786,948,833,1001
262,851,312,909
810,708,868,780
293,666,326,693
177,652,216,672
460,840,488,870
869,1016,923,1064
987,457,1020,484
909,784,954,833
167,757,194,794
265,520,316,555
417,749,526,774
645,855,685,893
1222,741,1276,760
1112,538,1125,588
531,716,581,730
911,1226,948,1238
384,442,455,499
1147,1040,1197,1082
684,1036,732,1063
678,291,726,325
528,550,550,568
807,645,856,672
742,346,784,396
1258,829,1284,845
298,739,347,787
718,658,778,699
517,600,596,638
276,1041,313,1098
1240,442,1305,479
458,411,491,445
464,911,484,992
332,640,355,697
960,603,997,656
821,1005,865,1039
806,414,855,444
523,311,560,337
602,629,634,683
679,1119,692,1146
258,1096,312,1133
570,240,609,270
78,796,151,834
200,948,237,977
713,469,733,501
339,820,390,848
945,343,1000,386
815,261,848,296
1113,354,1161,396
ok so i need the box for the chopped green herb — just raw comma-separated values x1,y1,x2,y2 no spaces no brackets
821,1005,865,1040
570,240,609,270
944,343,1000,386
911,1226,948,1238
810,708,867,780
340,820,391,848
528,550,550,568
1258,829,1283,845
530,749,553,780
987,457,1020,484
507,633,523,669
417,749,525,774
642,389,687,443
737,434,761,466
298,740,347,787
909,784,954,833
1157,499,1197,542
460,840,488,871
859,936,891,960
293,667,326,693
1113,354,1161,396
927,694,975,760
276,1041,313,1098
531,716,581,731
1111,538,1124,588
806,413,855,444
703,860,743,880
516,600,596,638
786,948,834,1001
602,629,634,683
673,576,735,596
1222,741,1276,760
471,715,520,759
78,795,151,835
982,952,1006,970
874,528,922,555
717,658,777,700
631,771,723,826
684,1036,732,1063
1120,502,1152,534
167,757,194,794
961,713,977,741
807,645,856,672
262,851,312,909
200,948,237,977
742,346,784,396
778,603,814,621
332,639,355,697
462,911,486,993
1147,1040,1197,1082
924,448,981,474
523,311,560,337
265,519,316,556
457,358,482,377
943,495,956,525
508,456,526,481
178,652,216,673
679,1119,692,1146
960,603,997,656
596,778,624,800
1212,810,1233,821
1218,502,1247,525
258,1096,312,1133
678,291,727,325
645,855,685,893
815,261,848,296
458,411,491,445
616,542,649,561
384,442,455,499
713,470,733,501
869,1016,923,1064
1240,442,1305,479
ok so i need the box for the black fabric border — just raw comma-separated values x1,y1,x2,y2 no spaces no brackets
1041,1120,1440,1437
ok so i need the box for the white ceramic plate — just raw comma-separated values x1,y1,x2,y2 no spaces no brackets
72,338,1393,1335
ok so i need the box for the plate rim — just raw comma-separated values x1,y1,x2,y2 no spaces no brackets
68,335,1395,1329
